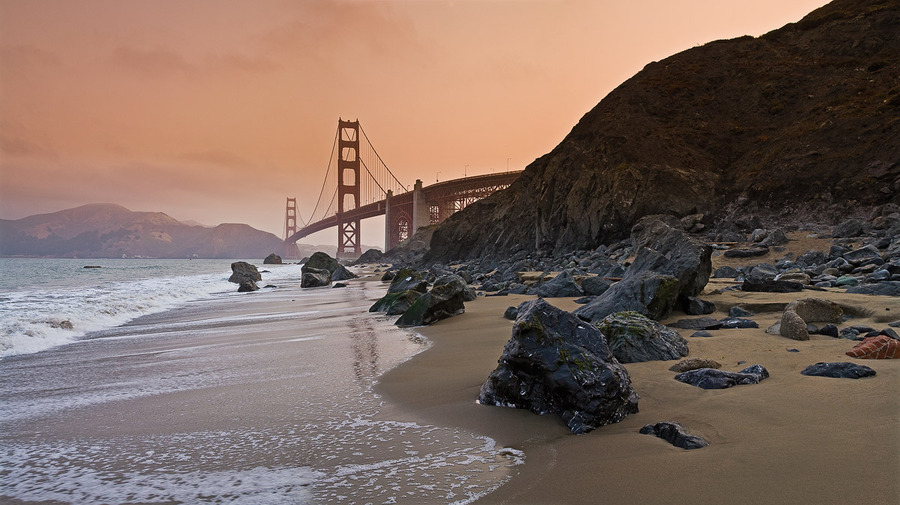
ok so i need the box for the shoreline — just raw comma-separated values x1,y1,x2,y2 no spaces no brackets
376,286,900,504
0,275,517,504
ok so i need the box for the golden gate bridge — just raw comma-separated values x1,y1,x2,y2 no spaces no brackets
283,119,521,259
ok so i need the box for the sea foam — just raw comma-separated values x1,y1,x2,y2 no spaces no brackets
0,261,304,358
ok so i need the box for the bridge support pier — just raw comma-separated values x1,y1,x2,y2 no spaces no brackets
384,190,392,252
411,179,430,234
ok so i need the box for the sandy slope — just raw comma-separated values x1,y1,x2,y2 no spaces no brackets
376,256,899,504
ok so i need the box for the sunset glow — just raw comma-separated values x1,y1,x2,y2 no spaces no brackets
1,0,830,244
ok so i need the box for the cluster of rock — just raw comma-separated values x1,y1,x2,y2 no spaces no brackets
712,218,900,297
369,267,476,327
229,261,262,292
300,252,357,288
767,298,844,341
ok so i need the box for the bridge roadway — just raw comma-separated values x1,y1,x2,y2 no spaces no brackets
286,170,522,251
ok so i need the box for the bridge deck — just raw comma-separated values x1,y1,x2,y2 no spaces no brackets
286,171,521,244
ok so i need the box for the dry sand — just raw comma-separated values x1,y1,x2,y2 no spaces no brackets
376,237,900,504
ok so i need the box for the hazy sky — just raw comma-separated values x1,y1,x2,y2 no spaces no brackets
0,0,830,246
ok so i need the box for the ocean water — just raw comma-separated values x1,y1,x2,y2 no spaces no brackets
0,258,276,358
0,258,522,503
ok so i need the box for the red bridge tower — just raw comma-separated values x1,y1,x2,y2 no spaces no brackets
337,119,361,257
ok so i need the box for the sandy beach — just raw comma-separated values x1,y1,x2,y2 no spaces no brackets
377,249,900,504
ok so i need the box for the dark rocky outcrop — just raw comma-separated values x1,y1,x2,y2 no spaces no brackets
478,299,639,434
229,261,261,291
674,364,769,389
263,253,283,264
594,311,689,363
801,362,877,378
640,422,709,450
395,274,468,327
425,0,900,263
573,217,711,322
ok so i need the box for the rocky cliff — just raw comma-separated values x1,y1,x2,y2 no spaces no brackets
0,203,286,258
428,0,899,262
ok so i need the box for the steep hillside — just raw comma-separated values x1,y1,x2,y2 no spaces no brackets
0,204,286,259
428,0,899,262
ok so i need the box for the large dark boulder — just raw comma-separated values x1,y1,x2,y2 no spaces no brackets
263,253,283,264
229,261,261,287
395,274,467,326
478,299,639,434
574,217,711,322
674,365,769,389
594,311,689,363
301,267,331,288
533,270,584,298
302,251,356,285
304,251,341,272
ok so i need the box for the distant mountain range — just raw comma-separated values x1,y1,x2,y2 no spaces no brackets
1,203,293,259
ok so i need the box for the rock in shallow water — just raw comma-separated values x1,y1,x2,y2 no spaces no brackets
640,422,709,450
478,299,639,434
674,365,769,389
395,274,468,327
800,362,876,379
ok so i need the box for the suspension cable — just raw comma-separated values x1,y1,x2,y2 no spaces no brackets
307,122,340,222
359,122,408,192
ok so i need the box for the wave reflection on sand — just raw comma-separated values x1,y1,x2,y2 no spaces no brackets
0,279,522,504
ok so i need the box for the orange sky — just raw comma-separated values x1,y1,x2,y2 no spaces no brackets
0,0,830,246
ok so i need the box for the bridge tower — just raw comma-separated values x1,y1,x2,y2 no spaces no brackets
337,119,361,257
283,197,299,259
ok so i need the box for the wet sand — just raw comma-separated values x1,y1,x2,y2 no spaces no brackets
377,281,900,504
0,279,517,504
